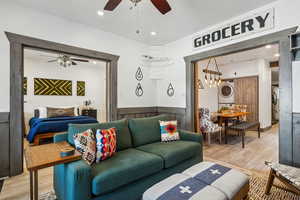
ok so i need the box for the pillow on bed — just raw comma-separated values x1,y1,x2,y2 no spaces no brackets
47,107,75,118
36,106,79,118
37,107,47,118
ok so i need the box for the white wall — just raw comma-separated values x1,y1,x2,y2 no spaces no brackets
197,59,272,128
258,59,272,128
24,57,107,123
292,61,300,112
0,1,156,112
197,60,218,112
155,0,300,108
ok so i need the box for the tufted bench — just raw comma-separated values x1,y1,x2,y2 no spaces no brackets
228,121,260,148
143,162,249,200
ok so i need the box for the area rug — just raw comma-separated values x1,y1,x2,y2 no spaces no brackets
248,175,300,200
39,175,299,200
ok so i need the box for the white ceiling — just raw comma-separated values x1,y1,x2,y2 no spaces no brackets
198,43,279,66
24,48,106,68
12,0,276,45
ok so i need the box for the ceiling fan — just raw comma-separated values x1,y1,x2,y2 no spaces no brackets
47,55,89,67
104,0,172,15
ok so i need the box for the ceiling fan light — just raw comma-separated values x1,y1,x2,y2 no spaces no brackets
97,10,104,16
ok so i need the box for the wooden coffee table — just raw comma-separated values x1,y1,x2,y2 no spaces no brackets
24,141,81,200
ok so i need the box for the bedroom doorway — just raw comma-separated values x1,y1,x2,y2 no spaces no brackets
23,48,108,145
6,32,119,176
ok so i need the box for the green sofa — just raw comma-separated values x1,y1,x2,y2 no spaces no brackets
53,115,203,200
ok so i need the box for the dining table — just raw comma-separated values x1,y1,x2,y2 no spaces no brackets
215,112,250,144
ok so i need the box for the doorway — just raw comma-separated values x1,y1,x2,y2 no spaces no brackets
194,44,280,171
185,27,297,166
6,32,119,176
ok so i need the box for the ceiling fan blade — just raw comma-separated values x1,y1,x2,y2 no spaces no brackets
150,0,171,15
104,0,122,11
48,60,57,63
72,61,77,65
71,58,89,62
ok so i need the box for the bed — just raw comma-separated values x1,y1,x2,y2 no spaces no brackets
27,114,98,145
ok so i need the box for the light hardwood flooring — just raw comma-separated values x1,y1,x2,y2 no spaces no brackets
0,124,278,200
204,124,279,172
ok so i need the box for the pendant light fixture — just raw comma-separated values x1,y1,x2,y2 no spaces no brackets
203,57,222,88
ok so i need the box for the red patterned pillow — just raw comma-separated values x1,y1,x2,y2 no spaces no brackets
73,129,96,165
95,128,117,163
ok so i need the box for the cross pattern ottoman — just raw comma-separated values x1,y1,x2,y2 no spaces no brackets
143,162,249,200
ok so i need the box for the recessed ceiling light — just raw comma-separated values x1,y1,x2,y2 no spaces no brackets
97,10,104,16
265,45,272,49
150,31,157,36
274,53,280,57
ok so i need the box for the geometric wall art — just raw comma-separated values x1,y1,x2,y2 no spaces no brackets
23,77,27,95
77,81,85,96
34,78,72,96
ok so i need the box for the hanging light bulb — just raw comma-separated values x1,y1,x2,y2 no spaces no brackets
210,75,213,84
218,77,222,86
204,74,208,83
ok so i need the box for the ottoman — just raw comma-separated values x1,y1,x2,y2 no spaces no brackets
183,162,249,200
143,173,227,200
143,162,249,200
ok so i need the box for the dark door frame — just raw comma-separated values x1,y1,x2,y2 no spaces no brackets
184,27,297,165
6,32,119,176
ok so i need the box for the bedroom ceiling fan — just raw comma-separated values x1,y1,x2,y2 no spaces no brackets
104,0,172,15
47,55,89,68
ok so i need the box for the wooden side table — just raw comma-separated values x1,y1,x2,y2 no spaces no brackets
24,141,81,200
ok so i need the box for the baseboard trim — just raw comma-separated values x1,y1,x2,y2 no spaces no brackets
260,125,272,132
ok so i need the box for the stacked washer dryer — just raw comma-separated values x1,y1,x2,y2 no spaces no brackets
218,80,235,109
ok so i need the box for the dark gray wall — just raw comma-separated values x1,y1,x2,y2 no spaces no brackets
117,107,186,129
0,112,10,178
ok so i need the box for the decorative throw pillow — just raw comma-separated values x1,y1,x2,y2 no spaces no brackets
73,129,96,165
159,120,180,142
95,128,117,163
47,107,75,118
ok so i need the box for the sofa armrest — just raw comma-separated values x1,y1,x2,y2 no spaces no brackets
54,132,68,143
65,160,92,200
179,129,203,143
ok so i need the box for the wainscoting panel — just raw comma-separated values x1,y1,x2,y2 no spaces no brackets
157,107,186,129
0,112,10,178
117,107,186,129
117,107,158,119
293,113,300,167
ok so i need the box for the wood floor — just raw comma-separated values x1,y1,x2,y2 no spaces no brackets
0,124,278,200
204,124,279,172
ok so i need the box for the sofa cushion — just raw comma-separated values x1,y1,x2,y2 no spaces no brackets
128,115,169,147
91,148,163,196
67,119,132,151
137,141,201,168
